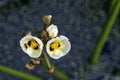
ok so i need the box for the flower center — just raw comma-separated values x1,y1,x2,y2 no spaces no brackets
27,39,39,50
50,40,60,51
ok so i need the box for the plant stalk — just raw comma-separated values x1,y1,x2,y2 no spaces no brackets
42,52,52,69
89,0,120,64
42,52,69,80
0,65,42,80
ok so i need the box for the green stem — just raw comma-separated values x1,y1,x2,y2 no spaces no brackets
53,68,69,80
42,52,52,69
41,52,69,80
89,0,120,64
0,65,42,80
108,0,118,15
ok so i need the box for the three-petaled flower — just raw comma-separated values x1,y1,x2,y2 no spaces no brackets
20,34,43,58
46,35,71,59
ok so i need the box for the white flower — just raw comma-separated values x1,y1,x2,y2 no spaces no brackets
20,34,43,58
46,24,58,38
46,35,71,59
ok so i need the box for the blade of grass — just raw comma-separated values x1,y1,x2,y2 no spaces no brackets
89,0,120,64
108,0,118,15
53,68,69,80
110,0,116,10
0,65,42,80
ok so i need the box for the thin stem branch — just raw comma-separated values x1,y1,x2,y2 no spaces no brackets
42,51,52,69
108,0,117,15
53,68,69,80
0,65,42,80
41,52,69,80
89,0,120,64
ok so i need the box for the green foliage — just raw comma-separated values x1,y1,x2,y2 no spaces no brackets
0,65,42,80
89,0,120,64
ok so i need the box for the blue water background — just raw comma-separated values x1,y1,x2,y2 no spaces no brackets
0,0,120,80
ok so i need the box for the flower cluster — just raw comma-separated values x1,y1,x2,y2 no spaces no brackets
20,15,71,60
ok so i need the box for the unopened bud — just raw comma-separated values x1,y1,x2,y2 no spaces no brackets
30,58,40,65
42,15,52,25
25,63,35,70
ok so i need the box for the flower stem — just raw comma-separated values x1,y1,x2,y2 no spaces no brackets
0,65,42,80
42,52,52,69
108,0,118,15
89,0,120,64
53,68,69,80
41,52,69,80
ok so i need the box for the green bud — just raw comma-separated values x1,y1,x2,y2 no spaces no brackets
42,15,52,25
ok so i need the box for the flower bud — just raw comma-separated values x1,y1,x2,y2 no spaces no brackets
46,24,58,38
42,15,52,25
25,63,35,70
30,58,40,65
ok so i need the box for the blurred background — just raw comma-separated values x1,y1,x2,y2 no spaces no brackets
0,0,120,80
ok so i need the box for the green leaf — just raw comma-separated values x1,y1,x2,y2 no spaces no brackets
89,0,120,64
0,65,43,80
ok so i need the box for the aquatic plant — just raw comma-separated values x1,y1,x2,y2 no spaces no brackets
0,0,119,79
89,0,120,64
19,15,71,79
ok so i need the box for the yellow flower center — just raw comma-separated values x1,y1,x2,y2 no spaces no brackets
50,40,60,51
27,39,39,50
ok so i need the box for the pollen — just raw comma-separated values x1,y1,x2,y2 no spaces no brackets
50,40,60,51
28,39,39,50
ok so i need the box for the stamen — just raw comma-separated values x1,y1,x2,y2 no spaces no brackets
50,47,54,51
28,39,39,50
24,43,28,49
34,46,39,50
28,40,31,46
50,40,61,51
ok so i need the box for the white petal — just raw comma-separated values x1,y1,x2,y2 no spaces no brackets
46,35,71,59
58,35,71,56
46,24,58,38
27,48,41,58
48,50,63,59
20,34,43,58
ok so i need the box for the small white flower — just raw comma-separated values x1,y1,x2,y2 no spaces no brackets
46,35,71,59
20,34,43,58
46,24,58,38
